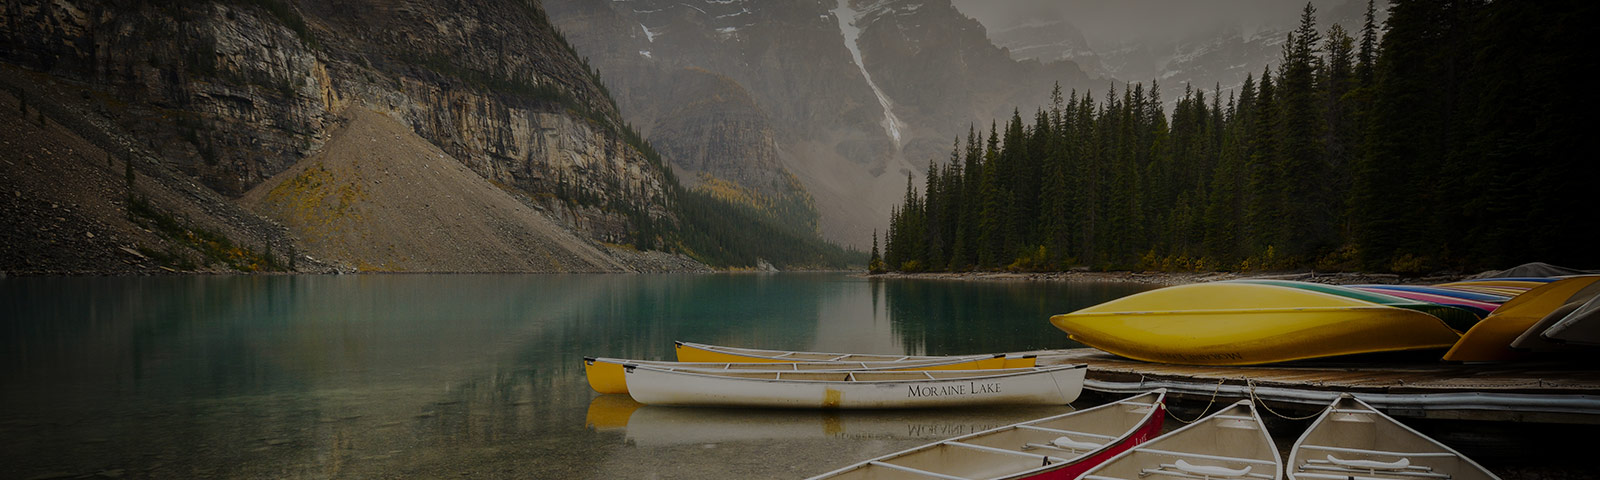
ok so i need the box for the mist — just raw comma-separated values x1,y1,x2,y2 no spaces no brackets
952,0,1367,48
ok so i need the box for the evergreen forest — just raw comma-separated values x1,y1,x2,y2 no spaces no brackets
875,0,1597,275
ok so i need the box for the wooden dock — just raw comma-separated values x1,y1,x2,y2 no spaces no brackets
1031,348,1600,424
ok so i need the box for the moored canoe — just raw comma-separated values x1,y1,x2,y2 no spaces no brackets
807,390,1167,480
1288,394,1498,480
1079,400,1281,480
1232,280,1483,331
1442,276,1600,362
1050,282,1460,365
624,364,1086,409
582,354,1014,394
1535,291,1600,346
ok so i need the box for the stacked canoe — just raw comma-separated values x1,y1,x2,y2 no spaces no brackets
1050,276,1599,365
583,341,1085,409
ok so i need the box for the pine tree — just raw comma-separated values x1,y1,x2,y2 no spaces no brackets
868,230,885,274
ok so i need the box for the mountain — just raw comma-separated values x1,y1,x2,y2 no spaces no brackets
0,0,710,273
956,0,1385,109
546,0,1098,247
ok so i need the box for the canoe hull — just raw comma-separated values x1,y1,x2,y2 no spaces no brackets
1443,276,1600,362
626,365,1085,409
1051,282,1460,365
583,355,1009,394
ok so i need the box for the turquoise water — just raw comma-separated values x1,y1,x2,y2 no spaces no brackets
0,274,1151,478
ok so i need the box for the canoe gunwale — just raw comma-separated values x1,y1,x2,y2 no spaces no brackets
674,340,999,362
624,363,1085,385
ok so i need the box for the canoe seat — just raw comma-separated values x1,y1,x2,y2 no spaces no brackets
1299,454,1452,476
1328,455,1410,470
1052,436,1102,450
1175,460,1251,477
1141,461,1274,480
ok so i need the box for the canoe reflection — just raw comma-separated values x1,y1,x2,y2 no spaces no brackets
585,395,1075,446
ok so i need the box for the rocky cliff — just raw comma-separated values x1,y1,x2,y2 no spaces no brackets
0,0,705,273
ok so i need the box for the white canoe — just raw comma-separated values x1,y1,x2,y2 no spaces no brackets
1289,395,1499,480
583,354,1011,394
808,390,1167,480
624,364,1086,409
1080,400,1281,480
1540,294,1600,346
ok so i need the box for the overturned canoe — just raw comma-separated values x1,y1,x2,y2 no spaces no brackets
1442,276,1600,362
1536,291,1600,346
808,390,1167,480
1050,282,1461,365
624,364,1086,409
673,341,1035,368
1288,394,1498,480
1080,400,1281,480
582,354,1015,394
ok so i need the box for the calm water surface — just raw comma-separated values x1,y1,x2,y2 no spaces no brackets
1,273,1152,479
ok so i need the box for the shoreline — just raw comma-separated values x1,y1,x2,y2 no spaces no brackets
860,269,1478,286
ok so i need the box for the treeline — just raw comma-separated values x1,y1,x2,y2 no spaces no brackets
876,0,1596,275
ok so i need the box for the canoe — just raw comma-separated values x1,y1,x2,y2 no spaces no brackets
673,341,1035,368
1079,399,1280,480
1288,394,1498,480
1346,286,1501,317
1537,293,1600,346
1049,282,1461,365
807,390,1167,480
1442,276,1600,362
1350,284,1512,303
583,354,1017,394
624,364,1086,409
1233,280,1484,331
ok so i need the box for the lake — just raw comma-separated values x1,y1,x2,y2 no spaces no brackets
0,273,1153,479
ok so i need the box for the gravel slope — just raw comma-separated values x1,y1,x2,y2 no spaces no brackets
240,108,648,273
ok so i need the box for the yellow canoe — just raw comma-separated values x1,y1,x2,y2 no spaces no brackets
1049,282,1461,365
582,354,1016,394
673,341,1034,367
1442,276,1600,362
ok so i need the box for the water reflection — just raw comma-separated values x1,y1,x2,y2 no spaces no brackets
586,395,1072,446
0,274,1150,478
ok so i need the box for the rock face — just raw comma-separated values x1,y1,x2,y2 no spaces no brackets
0,0,672,248
546,0,1099,247
240,108,629,273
